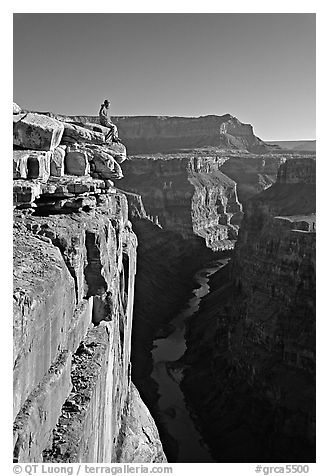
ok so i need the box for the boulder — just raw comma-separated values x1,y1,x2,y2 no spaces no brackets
13,113,64,151
61,123,105,145
65,147,90,176
51,146,66,177
89,148,123,180
13,102,22,114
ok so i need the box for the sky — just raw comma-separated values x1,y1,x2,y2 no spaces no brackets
13,13,315,140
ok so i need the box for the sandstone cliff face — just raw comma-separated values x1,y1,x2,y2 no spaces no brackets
182,158,316,462
120,155,243,251
13,103,166,463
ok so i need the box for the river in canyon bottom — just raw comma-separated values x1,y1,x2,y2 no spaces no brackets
151,258,230,462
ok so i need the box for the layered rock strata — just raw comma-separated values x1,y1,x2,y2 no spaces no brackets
13,107,126,188
181,158,316,462
112,114,275,154
219,154,287,204
13,103,166,463
120,155,243,251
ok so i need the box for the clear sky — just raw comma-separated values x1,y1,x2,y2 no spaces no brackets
13,13,315,140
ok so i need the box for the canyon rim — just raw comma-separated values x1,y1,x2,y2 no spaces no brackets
12,12,316,470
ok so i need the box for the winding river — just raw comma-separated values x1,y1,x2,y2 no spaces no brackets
151,258,229,462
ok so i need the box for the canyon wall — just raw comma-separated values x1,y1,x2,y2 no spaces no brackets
182,157,316,462
219,155,286,203
13,104,166,463
218,153,315,205
120,155,243,251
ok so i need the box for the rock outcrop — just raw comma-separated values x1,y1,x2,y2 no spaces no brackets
13,103,166,463
181,158,316,462
13,105,127,188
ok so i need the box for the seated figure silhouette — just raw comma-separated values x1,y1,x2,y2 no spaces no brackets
99,99,121,143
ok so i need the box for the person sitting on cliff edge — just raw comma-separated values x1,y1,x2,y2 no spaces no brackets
99,99,121,143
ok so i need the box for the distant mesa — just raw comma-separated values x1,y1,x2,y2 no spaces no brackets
111,114,280,154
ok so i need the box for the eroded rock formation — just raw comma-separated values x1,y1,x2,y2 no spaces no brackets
13,103,166,463
181,158,316,462
120,155,243,251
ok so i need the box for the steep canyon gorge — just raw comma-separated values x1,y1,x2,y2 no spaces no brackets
13,105,316,463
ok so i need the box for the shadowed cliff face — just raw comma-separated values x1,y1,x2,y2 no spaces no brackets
219,155,286,204
181,158,316,462
120,156,243,251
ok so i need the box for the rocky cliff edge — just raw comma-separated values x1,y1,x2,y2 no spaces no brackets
12,102,167,463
